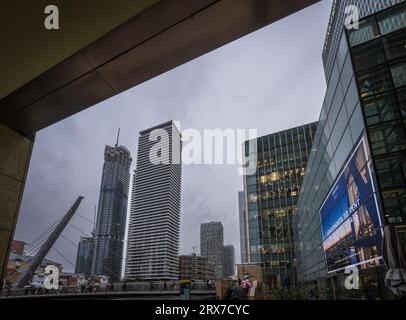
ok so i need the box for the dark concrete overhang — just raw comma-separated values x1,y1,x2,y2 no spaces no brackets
0,0,320,136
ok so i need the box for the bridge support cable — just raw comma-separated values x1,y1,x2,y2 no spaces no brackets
7,216,64,273
15,196,84,288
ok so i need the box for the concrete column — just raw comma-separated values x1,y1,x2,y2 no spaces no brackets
0,123,34,286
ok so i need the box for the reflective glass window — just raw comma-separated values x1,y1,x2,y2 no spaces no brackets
328,83,344,131
345,77,360,116
396,87,406,117
349,17,380,47
391,61,406,88
349,103,364,142
247,176,257,186
326,138,334,160
328,159,337,181
357,66,393,98
352,39,386,72
340,54,354,93
368,121,406,155
334,127,353,171
362,92,400,126
330,105,348,152
319,103,328,132
327,61,340,96
337,31,349,71
378,5,406,35
382,190,406,223
375,155,405,188
383,29,406,60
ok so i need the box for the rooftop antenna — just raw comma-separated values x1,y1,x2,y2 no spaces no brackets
115,128,120,147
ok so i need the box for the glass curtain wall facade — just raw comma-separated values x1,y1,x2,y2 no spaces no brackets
295,1,406,299
348,3,406,226
92,144,132,282
238,191,249,264
75,237,94,277
223,245,236,278
243,123,317,288
294,23,365,287
323,0,405,82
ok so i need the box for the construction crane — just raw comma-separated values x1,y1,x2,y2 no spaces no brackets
15,196,84,288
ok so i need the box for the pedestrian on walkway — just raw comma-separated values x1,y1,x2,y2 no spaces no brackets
240,275,253,299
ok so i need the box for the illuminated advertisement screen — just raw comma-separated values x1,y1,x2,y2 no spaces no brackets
319,136,384,273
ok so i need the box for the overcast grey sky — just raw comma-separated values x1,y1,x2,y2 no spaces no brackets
15,0,333,272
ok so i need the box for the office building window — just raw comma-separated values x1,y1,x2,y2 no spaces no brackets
368,120,406,155
357,66,393,97
362,92,400,125
378,6,406,35
383,29,406,59
396,87,406,117
352,39,386,72
349,17,379,47
382,190,406,223
375,155,405,188
391,60,406,87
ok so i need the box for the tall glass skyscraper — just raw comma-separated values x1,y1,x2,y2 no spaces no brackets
323,0,404,81
238,191,249,264
295,1,406,299
125,121,182,280
200,222,224,280
223,245,236,278
243,123,317,288
75,237,94,277
92,142,132,282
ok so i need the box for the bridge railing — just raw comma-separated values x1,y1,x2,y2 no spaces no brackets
1,280,216,298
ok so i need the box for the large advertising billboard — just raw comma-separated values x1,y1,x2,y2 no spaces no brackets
320,136,384,273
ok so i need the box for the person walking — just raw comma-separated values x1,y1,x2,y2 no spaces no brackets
307,285,315,300
206,279,213,290
229,280,241,301
240,275,253,299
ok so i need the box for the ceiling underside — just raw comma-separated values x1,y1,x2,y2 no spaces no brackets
0,0,320,136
